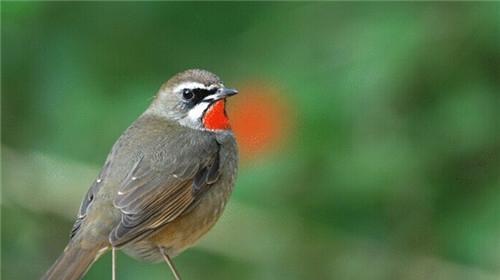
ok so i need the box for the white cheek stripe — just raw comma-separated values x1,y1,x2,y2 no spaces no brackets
187,101,211,122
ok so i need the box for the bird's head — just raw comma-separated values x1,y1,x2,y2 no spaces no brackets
150,69,238,131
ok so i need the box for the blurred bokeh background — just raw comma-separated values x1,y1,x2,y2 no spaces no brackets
2,2,500,280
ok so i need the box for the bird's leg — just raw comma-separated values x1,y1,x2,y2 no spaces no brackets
159,246,182,280
112,247,116,280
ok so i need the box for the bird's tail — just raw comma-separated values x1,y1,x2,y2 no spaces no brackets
42,239,109,280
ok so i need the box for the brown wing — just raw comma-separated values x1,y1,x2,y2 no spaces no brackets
110,136,221,247
71,158,114,239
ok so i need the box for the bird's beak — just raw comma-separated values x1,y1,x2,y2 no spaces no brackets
204,87,238,102
217,88,238,98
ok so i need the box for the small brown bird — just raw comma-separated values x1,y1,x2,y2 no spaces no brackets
42,69,239,280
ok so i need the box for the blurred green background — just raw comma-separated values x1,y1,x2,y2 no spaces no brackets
2,2,500,280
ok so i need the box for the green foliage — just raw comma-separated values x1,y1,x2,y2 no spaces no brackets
2,2,500,280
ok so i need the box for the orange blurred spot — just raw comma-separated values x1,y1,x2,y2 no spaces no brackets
227,82,292,162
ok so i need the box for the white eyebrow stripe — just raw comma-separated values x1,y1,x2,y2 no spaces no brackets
173,82,207,93
173,82,222,94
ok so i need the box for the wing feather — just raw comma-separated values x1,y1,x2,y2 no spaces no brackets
69,115,224,247
110,131,221,247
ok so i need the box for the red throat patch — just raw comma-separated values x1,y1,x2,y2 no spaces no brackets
203,100,231,131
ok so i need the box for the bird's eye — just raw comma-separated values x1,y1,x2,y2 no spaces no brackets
182,89,194,101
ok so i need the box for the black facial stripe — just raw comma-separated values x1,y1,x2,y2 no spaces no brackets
193,88,217,99
185,87,218,108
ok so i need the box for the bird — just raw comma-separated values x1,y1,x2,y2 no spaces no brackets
42,69,239,280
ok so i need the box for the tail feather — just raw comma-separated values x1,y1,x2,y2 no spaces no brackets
42,240,108,280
